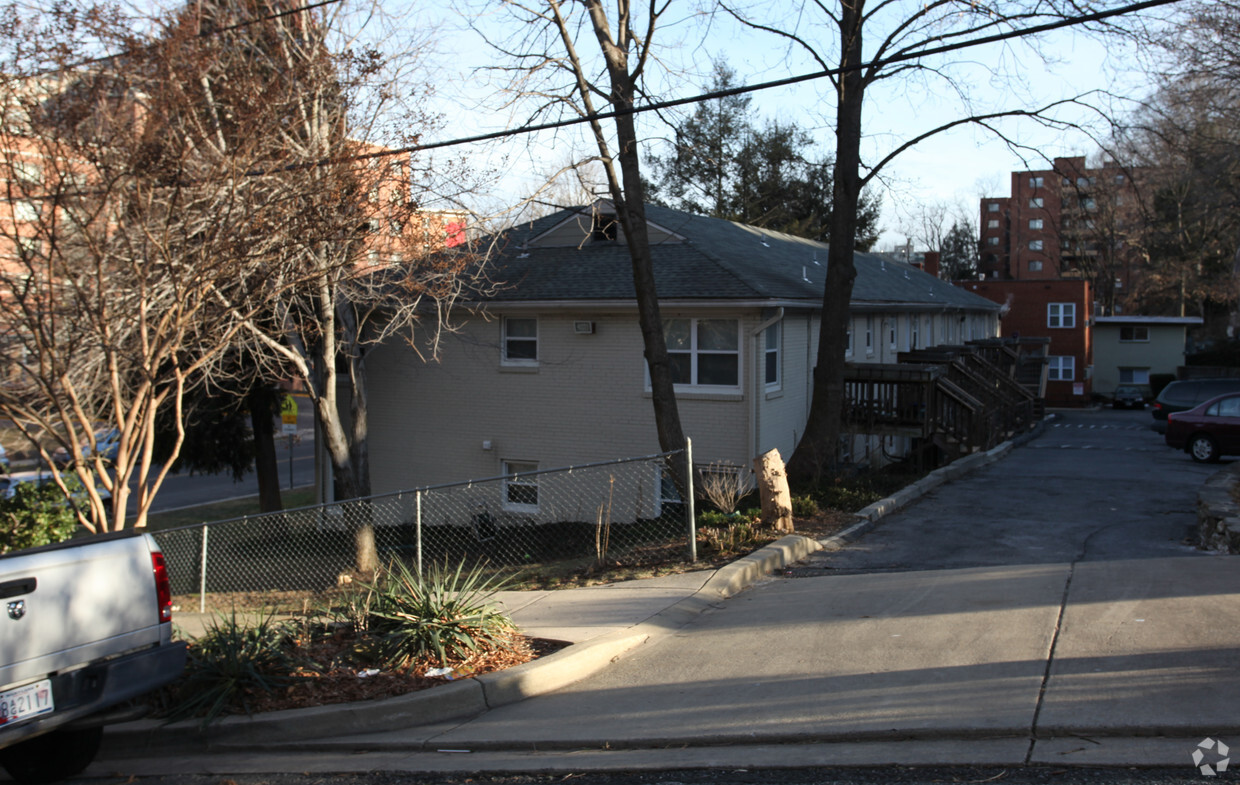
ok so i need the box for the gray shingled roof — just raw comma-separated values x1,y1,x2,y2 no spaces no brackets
481,203,999,312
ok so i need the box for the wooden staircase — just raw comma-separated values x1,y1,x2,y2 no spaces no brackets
841,338,1045,469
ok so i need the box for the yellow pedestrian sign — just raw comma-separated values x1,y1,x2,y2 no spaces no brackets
281,395,299,434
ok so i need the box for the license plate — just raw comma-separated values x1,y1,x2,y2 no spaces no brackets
0,680,53,728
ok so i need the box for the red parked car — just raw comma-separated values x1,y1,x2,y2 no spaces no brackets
1165,392,1240,462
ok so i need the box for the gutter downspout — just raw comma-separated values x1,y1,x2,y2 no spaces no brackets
749,308,785,467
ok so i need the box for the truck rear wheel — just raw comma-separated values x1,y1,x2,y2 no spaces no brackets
0,726,103,784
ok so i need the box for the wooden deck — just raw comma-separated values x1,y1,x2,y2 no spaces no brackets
842,338,1046,466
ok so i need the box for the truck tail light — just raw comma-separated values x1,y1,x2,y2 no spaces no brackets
151,551,173,623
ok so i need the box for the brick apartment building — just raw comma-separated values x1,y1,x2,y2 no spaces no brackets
960,278,1093,406
979,156,1140,317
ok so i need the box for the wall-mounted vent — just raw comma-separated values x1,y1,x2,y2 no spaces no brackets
574,321,596,335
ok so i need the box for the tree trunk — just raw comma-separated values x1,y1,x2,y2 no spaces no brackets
786,0,865,486
247,386,283,514
589,13,690,492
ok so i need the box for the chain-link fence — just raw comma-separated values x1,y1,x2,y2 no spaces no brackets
152,448,696,612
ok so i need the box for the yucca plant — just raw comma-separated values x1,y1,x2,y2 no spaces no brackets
164,610,302,726
363,558,516,668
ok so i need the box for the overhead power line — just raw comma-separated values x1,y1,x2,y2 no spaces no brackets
347,0,1186,164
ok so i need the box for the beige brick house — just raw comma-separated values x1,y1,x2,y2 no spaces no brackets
364,201,1002,499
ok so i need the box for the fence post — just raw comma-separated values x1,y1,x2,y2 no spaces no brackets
685,438,696,563
415,490,423,575
198,525,209,614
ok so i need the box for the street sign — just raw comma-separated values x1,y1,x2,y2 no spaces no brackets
281,395,298,434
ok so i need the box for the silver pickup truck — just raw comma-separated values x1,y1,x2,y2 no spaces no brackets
0,531,187,783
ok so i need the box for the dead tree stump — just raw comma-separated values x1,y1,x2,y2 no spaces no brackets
754,448,794,533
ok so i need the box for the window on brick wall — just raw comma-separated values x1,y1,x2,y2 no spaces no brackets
1047,303,1076,328
1029,197,1044,208
1029,218,1044,230
1048,355,1075,381
1028,176,1044,188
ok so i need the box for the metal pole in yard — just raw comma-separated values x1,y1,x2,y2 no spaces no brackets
288,434,294,490
415,490,423,575
199,525,209,614
685,438,696,563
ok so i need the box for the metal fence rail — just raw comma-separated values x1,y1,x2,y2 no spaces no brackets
152,448,695,612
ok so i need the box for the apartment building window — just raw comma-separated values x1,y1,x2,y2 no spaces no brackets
502,461,539,512
1029,239,1044,251
1077,176,1095,187
1028,197,1044,208
1082,197,1097,210
764,322,781,387
1047,303,1076,328
1119,326,1149,342
987,202,999,212
1028,218,1044,230
1114,174,1126,184
987,236,999,246
665,318,739,388
987,219,999,229
1028,260,1043,272
1048,356,1075,381
503,317,538,365
1120,367,1150,384
1028,176,1044,188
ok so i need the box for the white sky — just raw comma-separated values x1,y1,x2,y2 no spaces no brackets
387,1,1162,249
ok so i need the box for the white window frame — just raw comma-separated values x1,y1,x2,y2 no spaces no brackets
502,317,539,366
1029,197,1044,208
987,202,999,212
1119,326,1149,342
909,316,920,350
987,219,999,229
1028,218,1044,230
501,460,539,513
1029,239,1044,251
1048,356,1075,381
662,318,741,390
1028,176,1044,188
889,318,898,352
763,322,781,389
1047,303,1076,329
865,315,874,356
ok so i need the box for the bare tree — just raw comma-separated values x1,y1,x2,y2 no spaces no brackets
716,0,1151,482
470,0,689,489
0,1,485,556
